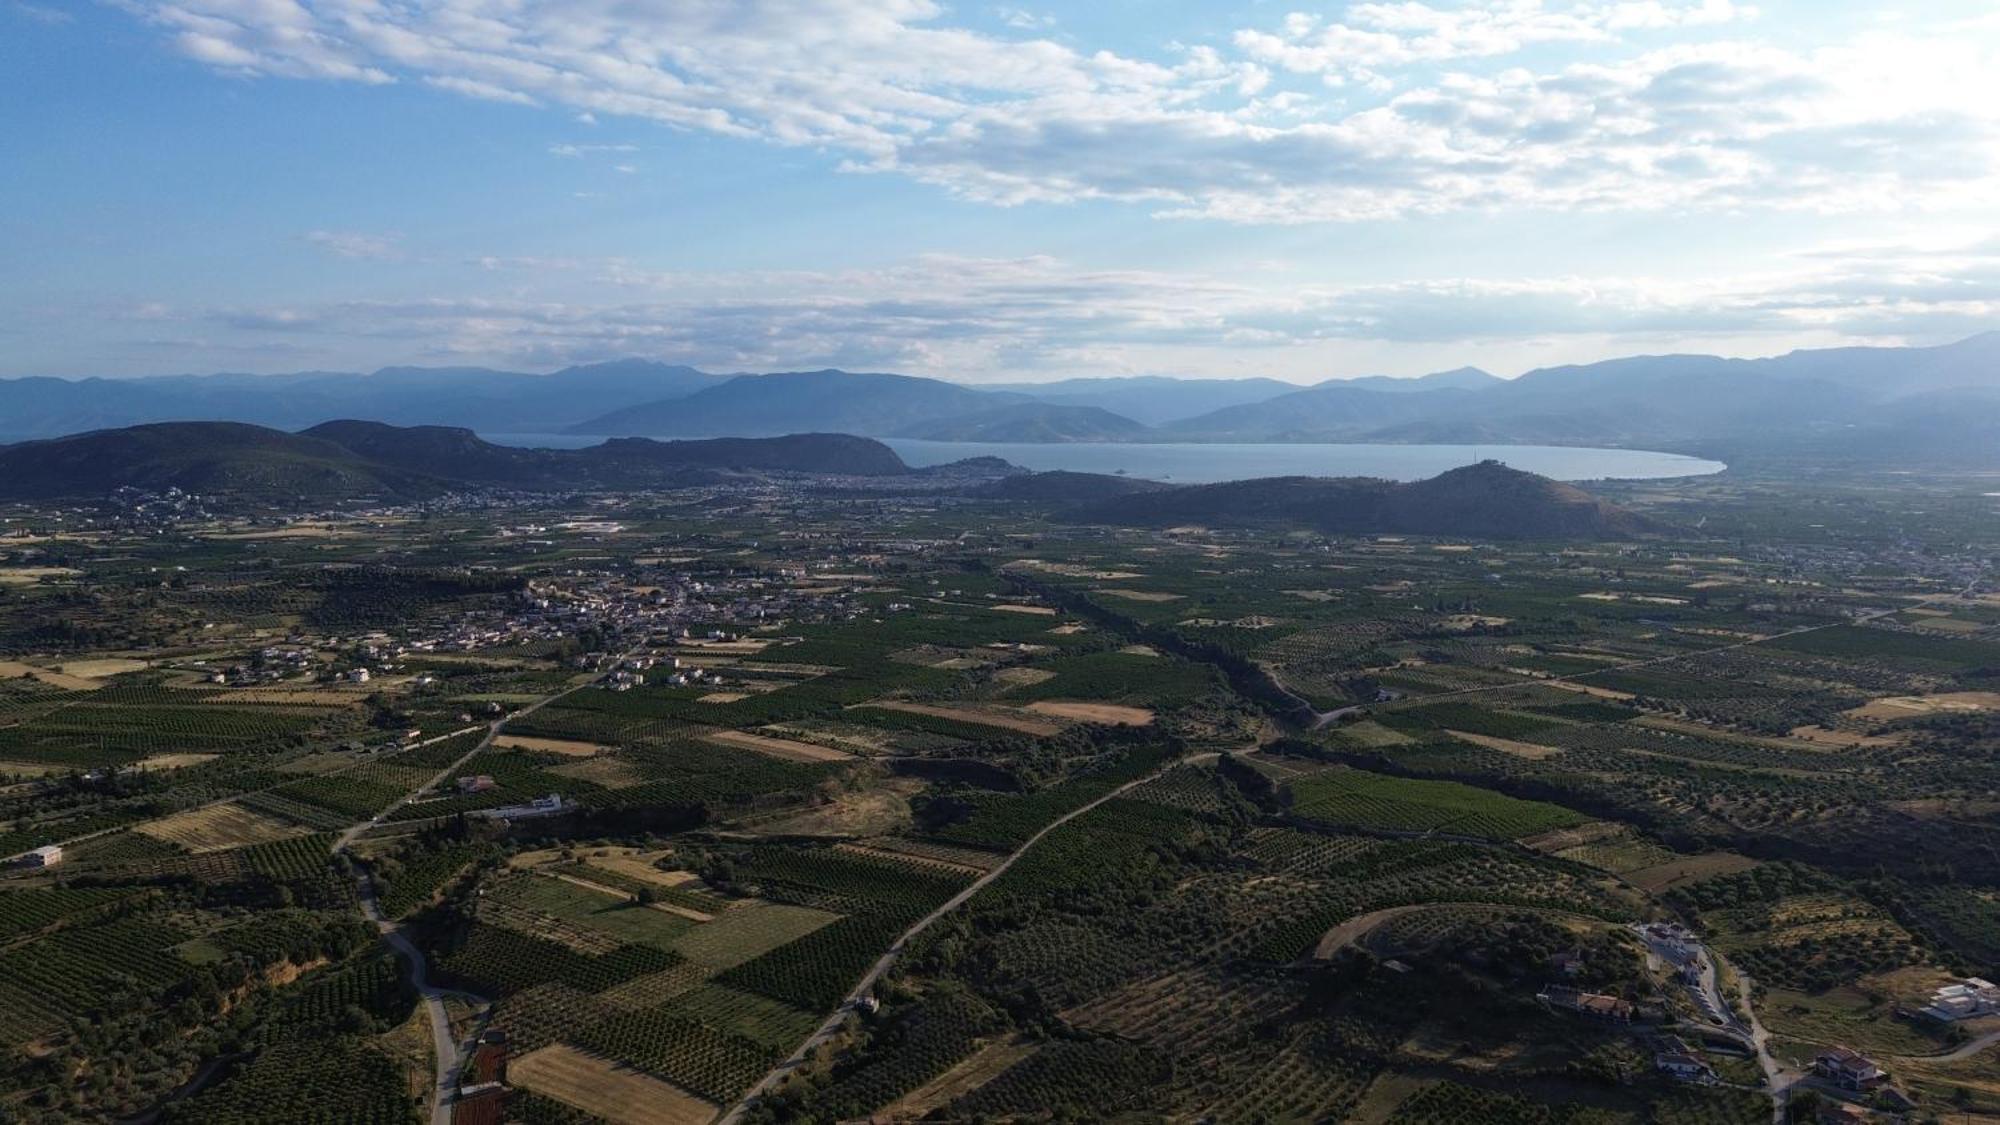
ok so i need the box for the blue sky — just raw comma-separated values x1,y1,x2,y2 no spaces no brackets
3,0,1997,382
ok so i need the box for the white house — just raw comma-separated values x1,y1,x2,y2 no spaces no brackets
22,845,61,867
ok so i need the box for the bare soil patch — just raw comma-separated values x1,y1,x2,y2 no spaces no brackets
0,660,101,691
132,753,221,771
1447,730,1561,760
495,735,609,757
1024,701,1155,726
860,701,1064,736
1545,680,1637,702
51,658,149,679
1847,692,2000,721
991,603,1057,616
1093,588,1183,602
511,1043,719,1125
701,729,854,762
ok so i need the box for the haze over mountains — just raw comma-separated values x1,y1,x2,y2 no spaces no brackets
3,334,1997,464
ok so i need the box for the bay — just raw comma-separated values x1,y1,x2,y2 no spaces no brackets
482,433,1724,483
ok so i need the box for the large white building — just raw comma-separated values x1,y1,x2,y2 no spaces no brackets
1921,978,1999,1022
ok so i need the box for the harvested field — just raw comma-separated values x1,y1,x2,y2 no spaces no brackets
511,1043,720,1125
991,667,1056,689
1624,852,1760,893
551,756,647,787
1447,730,1562,760
495,735,610,757
1024,701,1155,726
0,566,82,584
51,658,149,678
992,603,1057,616
132,753,221,771
701,729,854,762
1789,725,1906,748
859,701,1064,736
136,803,309,853
878,1037,1038,1120
836,841,986,877
672,903,841,971
1846,692,2000,721
0,660,101,691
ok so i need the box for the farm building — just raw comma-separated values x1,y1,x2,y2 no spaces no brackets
456,775,497,794
476,794,567,821
1813,1045,1887,1091
1654,1051,1715,1082
1537,986,1634,1023
20,844,61,867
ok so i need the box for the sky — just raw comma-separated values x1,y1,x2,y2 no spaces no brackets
2,1,1998,384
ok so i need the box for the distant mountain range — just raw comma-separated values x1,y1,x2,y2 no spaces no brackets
0,422,911,502
4,333,1998,465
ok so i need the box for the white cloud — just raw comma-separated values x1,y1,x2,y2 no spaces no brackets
174,243,2000,378
302,230,404,261
121,0,1997,224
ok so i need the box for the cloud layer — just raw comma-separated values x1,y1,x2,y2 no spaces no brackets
128,1,2000,223
118,240,2000,378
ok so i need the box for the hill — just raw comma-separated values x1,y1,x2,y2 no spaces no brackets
1064,461,1658,540
894,403,1152,442
0,422,917,501
0,422,435,501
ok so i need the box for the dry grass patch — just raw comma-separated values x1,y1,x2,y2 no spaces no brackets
1093,588,1184,602
702,729,854,762
132,753,220,771
1788,725,1906,748
51,658,149,678
672,903,841,971
878,1037,1038,1120
495,735,609,757
1846,692,2000,721
136,803,309,853
0,660,102,691
1024,701,1155,726
551,756,648,787
1625,852,1760,893
1447,730,1561,760
860,701,1063,737
511,1043,719,1125
697,692,751,703
991,603,1057,616
991,667,1056,689
1545,680,1638,702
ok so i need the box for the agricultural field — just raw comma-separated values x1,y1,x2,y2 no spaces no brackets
0,469,1996,1123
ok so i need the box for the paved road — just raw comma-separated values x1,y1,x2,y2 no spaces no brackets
718,749,1225,1123
1895,1026,2000,1065
329,648,642,1123
355,871,478,1125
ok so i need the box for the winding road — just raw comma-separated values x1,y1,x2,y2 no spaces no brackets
329,648,644,1123
717,748,1227,1124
